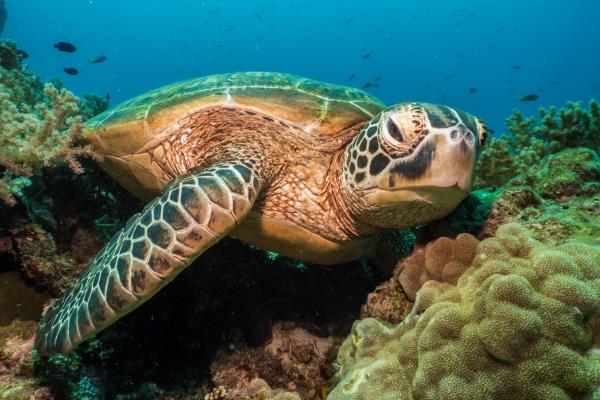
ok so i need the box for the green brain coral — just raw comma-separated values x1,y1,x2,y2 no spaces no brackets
329,223,600,400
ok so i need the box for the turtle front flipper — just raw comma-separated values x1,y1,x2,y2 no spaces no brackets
35,163,260,355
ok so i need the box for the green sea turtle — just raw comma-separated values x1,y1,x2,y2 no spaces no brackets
35,72,487,354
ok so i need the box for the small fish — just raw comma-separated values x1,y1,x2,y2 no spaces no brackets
90,55,107,64
361,53,371,59
54,41,77,52
16,49,28,59
362,82,380,89
374,76,382,81
468,87,478,94
253,11,263,20
512,65,522,70
348,74,356,81
519,94,539,102
106,93,110,101
63,67,78,75
443,74,454,80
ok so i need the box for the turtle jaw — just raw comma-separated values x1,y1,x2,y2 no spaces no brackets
376,128,477,194
347,130,477,229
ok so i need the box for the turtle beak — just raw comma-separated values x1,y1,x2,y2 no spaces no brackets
378,127,477,194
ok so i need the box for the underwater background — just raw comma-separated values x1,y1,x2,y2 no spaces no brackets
4,0,600,131
0,0,599,399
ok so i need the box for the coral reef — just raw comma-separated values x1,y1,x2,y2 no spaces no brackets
330,223,600,399
360,233,479,325
0,320,51,399
397,233,478,301
0,39,107,205
211,322,338,399
1,33,599,400
476,99,600,189
423,146,600,246
9,223,103,296
206,379,301,400
27,236,375,400
524,147,600,200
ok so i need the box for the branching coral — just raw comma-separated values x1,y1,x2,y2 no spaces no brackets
476,99,600,188
0,39,107,205
330,223,600,400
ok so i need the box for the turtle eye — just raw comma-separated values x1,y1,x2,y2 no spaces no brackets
475,117,489,146
385,119,404,144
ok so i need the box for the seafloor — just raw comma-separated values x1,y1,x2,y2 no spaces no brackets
0,39,599,399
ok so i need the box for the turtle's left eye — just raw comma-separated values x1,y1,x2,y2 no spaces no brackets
475,117,489,145
384,119,404,144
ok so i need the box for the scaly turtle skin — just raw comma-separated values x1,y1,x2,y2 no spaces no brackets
35,72,487,354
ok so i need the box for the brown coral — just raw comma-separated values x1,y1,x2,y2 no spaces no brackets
398,233,478,301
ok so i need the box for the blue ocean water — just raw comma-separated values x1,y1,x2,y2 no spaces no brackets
3,0,600,137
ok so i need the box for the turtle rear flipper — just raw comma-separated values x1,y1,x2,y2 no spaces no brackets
35,163,260,355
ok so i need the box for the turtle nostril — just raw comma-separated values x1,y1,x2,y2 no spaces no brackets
450,129,460,140
465,130,474,143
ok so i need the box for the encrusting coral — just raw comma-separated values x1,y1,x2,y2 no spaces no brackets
330,223,600,400
476,99,600,188
0,39,107,205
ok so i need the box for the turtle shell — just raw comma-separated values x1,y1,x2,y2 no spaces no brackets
85,72,385,158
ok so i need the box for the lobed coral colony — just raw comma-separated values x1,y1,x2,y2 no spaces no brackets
331,224,600,400
0,37,598,399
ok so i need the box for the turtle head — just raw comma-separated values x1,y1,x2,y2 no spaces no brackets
341,102,488,229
